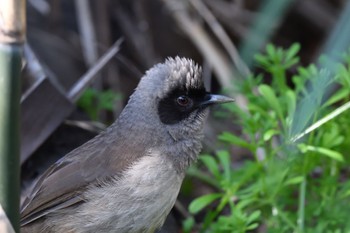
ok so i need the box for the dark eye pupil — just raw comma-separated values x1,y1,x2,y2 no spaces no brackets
177,96,189,106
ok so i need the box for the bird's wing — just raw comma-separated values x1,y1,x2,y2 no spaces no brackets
20,132,147,226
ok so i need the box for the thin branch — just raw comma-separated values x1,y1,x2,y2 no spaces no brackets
295,0,336,33
161,0,234,87
113,2,159,68
64,120,106,134
174,201,191,219
68,38,123,102
23,44,68,98
189,0,251,77
291,100,350,142
75,0,99,67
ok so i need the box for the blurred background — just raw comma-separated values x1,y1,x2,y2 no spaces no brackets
20,0,350,232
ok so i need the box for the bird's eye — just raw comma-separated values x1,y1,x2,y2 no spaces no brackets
176,95,191,107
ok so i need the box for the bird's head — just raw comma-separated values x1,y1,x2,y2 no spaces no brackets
114,57,234,170
118,57,233,155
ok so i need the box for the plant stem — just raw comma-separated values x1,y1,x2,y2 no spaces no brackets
297,177,306,233
291,100,350,142
186,167,221,190
273,205,298,231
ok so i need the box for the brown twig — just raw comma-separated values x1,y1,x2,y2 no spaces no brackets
204,0,255,25
64,120,106,134
202,0,252,39
23,44,67,97
75,0,103,94
75,0,99,68
174,200,191,219
113,2,159,68
294,0,336,33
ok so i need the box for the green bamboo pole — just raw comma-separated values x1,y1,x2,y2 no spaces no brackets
0,1,26,232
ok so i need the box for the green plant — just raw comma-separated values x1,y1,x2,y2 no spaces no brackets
185,44,350,232
77,88,122,121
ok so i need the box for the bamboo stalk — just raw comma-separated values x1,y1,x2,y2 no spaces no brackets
0,0,26,44
0,0,26,232
0,205,15,233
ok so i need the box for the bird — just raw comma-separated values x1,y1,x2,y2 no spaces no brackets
20,57,234,233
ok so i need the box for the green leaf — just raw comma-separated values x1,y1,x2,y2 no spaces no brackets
266,44,276,58
292,100,350,142
298,144,344,162
286,89,296,122
263,129,279,141
77,88,98,120
321,124,344,148
216,150,231,182
77,88,122,121
247,103,271,120
284,176,304,186
336,64,350,88
189,193,222,214
258,84,284,121
276,47,284,63
247,210,261,223
285,43,301,61
323,87,350,107
254,54,270,68
182,217,195,233
200,155,220,179
219,132,252,149
98,90,121,111
284,57,299,69
246,223,259,230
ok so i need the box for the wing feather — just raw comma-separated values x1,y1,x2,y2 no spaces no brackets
20,131,147,226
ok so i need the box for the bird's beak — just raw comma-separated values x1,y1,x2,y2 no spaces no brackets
201,94,235,107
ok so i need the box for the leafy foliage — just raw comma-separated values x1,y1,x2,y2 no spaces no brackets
77,88,122,121
185,44,350,232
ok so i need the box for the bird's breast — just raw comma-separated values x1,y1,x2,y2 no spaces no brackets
52,152,184,233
